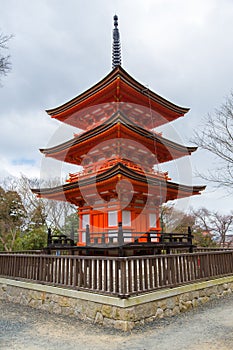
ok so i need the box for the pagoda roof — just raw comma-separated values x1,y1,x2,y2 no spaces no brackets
46,66,189,129
40,111,197,165
31,162,205,205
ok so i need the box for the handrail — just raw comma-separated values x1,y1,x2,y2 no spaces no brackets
1,250,233,299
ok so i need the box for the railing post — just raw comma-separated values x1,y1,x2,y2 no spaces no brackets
188,226,193,253
86,224,90,245
148,230,151,243
160,232,164,243
119,258,128,298
47,228,52,246
118,222,124,246
118,222,124,256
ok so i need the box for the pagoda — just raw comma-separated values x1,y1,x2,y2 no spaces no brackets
32,16,205,247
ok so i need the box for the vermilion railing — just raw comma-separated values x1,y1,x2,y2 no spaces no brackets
66,158,168,182
1,251,233,298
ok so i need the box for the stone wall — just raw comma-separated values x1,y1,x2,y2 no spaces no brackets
1,276,233,331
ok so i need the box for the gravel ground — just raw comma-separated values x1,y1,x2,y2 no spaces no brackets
1,294,233,350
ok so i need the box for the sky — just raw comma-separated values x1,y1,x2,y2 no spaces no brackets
0,0,232,214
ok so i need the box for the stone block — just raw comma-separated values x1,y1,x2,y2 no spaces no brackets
138,319,145,326
114,307,137,322
20,294,29,306
101,304,113,318
179,303,187,312
103,317,115,328
217,285,224,294
173,306,180,315
164,309,173,317
41,291,47,301
222,290,230,296
95,311,104,324
0,290,7,299
114,320,134,331
200,288,209,297
209,294,217,300
134,303,154,319
85,301,101,319
52,303,62,314
166,297,177,310
73,306,81,317
184,300,193,310
58,296,70,307
40,303,52,312
155,308,164,318
151,301,159,314
158,299,167,310
145,316,154,324
68,298,79,308
50,294,60,303
179,292,191,302
189,291,199,300
192,299,199,307
61,306,74,316
1,284,7,292
72,302,82,314
29,291,39,300
8,287,19,297
29,299,42,309
200,296,209,304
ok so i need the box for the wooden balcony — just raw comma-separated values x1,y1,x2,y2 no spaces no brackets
44,224,195,256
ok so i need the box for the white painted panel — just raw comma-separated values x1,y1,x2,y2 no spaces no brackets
108,211,118,227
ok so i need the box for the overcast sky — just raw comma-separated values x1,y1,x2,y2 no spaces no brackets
0,0,232,213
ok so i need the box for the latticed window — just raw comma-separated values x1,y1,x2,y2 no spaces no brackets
108,211,118,227
82,214,90,228
149,213,157,228
122,210,131,226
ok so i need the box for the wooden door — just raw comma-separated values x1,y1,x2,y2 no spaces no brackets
92,213,104,243
133,211,149,242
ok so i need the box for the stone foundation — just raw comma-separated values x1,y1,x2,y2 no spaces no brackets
1,276,233,331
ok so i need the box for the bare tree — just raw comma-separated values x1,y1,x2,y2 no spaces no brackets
192,93,233,190
160,205,232,247
192,208,233,246
160,204,195,233
0,32,12,83
210,211,233,246
18,175,76,232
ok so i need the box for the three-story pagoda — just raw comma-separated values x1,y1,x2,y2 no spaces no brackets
32,16,205,247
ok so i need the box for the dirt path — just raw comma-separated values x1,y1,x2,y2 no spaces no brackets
1,294,233,350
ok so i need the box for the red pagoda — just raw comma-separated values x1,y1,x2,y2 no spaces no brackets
32,16,205,250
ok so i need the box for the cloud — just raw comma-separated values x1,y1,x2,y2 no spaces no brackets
0,0,232,212
11,158,35,166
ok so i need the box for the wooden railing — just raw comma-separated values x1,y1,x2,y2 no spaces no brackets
82,223,194,251
84,230,193,245
1,251,233,298
44,225,195,255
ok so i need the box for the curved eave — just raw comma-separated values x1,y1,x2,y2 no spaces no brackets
46,66,189,123
39,114,197,164
31,163,206,201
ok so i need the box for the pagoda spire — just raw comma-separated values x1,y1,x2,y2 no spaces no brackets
112,15,121,69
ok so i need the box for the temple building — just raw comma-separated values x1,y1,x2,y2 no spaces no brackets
32,16,205,246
